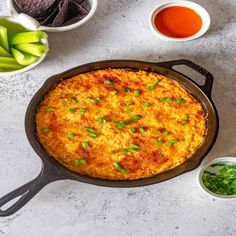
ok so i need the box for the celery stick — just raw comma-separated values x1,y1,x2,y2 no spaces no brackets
0,26,9,51
10,31,48,45
0,46,11,57
0,57,23,69
11,48,39,66
15,43,48,57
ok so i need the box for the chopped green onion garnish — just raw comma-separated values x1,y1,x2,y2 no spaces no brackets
69,108,75,113
68,133,76,139
84,127,95,133
148,85,155,91
142,102,151,108
111,90,118,95
82,141,89,148
96,117,108,123
154,79,159,84
86,97,100,103
73,159,86,165
70,96,78,104
45,107,53,113
176,98,186,104
125,108,131,113
104,80,115,85
124,87,130,93
181,120,188,125
43,128,50,134
113,162,127,174
139,127,145,133
113,121,130,129
131,115,142,121
79,108,86,114
156,140,163,145
164,131,169,136
166,138,177,145
128,128,136,134
133,90,140,97
89,133,97,138
181,114,188,120
160,97,172,103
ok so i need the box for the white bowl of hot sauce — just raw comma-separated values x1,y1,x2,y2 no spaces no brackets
149,1,210,42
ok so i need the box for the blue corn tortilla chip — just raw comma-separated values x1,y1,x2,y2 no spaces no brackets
14,0,89,27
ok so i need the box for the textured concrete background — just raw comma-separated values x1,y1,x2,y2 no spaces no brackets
0,0,236,235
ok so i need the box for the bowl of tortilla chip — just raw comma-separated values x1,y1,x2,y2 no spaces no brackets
7,0,97,32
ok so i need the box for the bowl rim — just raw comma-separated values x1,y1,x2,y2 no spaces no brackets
7,0,98,32
0,16,48,77
149,0,211,42
197,157,236,199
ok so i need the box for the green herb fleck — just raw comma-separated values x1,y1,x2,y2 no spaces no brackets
104,80,115,85
181,120,188,125
45,107,54,113
131,115,142,121
154,79,159,84
69,108,75,113
96,117,108,123
148,85,155,91
124,87,130,93
111,90,118,95
79,108,86,114
160,97,172,103
82,141,89,148
113,162,127,174
43,128,50,134
164,131,169,137
86,97,100,103
128,128,136,134
142,102,151,108
133,90,140,97
89,132,97,138
84,127,95,133
113,121,130,129
156,140,163,145
139,127,145,133
73,159,86,165
125,108,131,113
166,138,178,145
181,114,188,120
68,133,76,139
176,98,186,104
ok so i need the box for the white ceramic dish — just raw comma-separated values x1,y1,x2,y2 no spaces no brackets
149,0,211,42
198,157,236,199
7,0,97,32
0,16,48,77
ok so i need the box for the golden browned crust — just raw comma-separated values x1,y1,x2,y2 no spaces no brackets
36,69,206,180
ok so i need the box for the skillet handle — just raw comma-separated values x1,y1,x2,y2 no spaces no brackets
0,165,62,217
155,59,214,98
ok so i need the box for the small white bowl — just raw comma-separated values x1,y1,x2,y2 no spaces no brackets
0,16,48,77
149,0,211,42
198,157,236,199
7,0,97,32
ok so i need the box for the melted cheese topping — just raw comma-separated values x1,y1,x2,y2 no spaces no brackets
36,69,206,180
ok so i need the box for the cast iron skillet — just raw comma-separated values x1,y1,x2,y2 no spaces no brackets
0,59,219,217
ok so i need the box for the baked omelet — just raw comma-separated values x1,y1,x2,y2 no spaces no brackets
36,69,206,180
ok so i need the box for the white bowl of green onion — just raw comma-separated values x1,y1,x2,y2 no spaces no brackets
0,16,48,76
198,157,236,199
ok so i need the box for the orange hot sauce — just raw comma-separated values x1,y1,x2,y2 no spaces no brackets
154,6,203,38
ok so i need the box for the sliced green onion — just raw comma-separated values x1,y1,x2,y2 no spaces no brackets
86,97,100,103
156,140,163,145
96,117,108,123
111,90,118,95
70,96,78,104
11,47,39,66
166,138,177,145
0,46,11,57
45,107,54,113
131,115,142,121
0,26,9,51
79,108,86,114
142,102,151,108
164,131,169,136
89,132,97,138
68,133,76,139
73,159,86,165
148,85,155,91
160,97,172,103
69,108,75,113
125,108,131,113
176,98,186,104
139,127,145,133
128,128,136,134
15,43,48,57
9,31,47,45
154,79,159,84
124,87,130,93
43,128,50,134
181,120,188,125
113,121,130,129
181,114,188,120
133,90,140,97
113,162,127,174
104,80,115,85
82,141,89,148
84,127,96,133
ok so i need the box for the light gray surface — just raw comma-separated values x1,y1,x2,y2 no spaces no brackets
0,0,236,235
